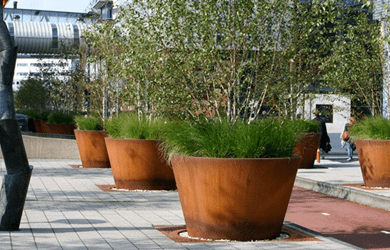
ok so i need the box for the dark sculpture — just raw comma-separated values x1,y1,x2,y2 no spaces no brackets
0,2,32,231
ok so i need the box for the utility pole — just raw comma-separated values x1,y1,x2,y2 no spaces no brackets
0,0,32,231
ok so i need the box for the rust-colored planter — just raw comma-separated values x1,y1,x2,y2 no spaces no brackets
356,139,390,187
171,155,299,241
105,137,176,190
293,132,321,169
74,130,110,168
33,119,43,133
34,119,75,135
45,123,76,135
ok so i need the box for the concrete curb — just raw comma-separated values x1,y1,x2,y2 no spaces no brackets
294,176,390,211
284,221,364,250
0,134,80,159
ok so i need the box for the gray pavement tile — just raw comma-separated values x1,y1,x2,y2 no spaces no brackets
181,243,214,249
0,158,375,249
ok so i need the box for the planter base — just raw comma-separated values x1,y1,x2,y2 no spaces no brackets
113,179,176,190
81,161,110,169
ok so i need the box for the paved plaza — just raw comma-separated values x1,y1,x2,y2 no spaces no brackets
0,154,388,249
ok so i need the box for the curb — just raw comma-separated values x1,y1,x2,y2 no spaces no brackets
284,221,364,250
294,177,390,211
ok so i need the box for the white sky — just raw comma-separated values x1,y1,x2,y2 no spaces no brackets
5,0,93,13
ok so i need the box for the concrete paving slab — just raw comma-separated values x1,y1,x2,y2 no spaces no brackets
0,158,370,249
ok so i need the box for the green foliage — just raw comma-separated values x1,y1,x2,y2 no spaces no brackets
100,0,375,122
349,116,390,140
290,119,319,133
14,79,49,111
47,112,74,125
161,118,306,159
318,1,382,117
84,0,377,122
74,116,103,131
83,20,123,119
17,109,50,121
15,58,84,114
105,113,164,140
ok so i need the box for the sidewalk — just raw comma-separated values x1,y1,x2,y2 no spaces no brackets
0,157,384,250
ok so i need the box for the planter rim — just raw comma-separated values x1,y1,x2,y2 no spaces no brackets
172,154,300,161
105,137,161,142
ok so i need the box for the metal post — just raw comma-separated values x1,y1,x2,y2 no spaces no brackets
0,4,32,231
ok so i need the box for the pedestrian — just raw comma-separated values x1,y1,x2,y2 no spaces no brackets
313,109,331,159
341,117,355,161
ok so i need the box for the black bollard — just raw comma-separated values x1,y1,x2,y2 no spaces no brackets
0,4,32,231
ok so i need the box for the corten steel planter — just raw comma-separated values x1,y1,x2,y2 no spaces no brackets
45,123,76,135
356,139,390,187
33,119,43,133
171,155,300,241
105,137,176,190
74,130,110,168
293,132,321,169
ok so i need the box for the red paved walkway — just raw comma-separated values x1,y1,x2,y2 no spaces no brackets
286,187,390,249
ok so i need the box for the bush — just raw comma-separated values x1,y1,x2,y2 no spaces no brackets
289,119,319,133
17,109,50,121
74,116,103,131
161,118,305,159
349,116,390,140
106,113,164,140
47,112,74,125
14,79,49,111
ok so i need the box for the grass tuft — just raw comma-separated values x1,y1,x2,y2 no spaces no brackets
47,112,74,125
105,113,164,140
161,118,306,159
74,116,103,131
350,116,390,140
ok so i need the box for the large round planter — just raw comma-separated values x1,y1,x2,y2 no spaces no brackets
356,139,390,187
74,130,110,168
171,155,300,241
33,119,44,133
105,137,176,190
45,123,76,135
293,132,321,169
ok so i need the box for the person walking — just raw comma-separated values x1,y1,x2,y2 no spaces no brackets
313,110,331,159
341,117,355,161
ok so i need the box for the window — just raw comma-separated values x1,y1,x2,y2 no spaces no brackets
30,63,41,67
17,63,28,67
17,72,28,76
316,104,333,123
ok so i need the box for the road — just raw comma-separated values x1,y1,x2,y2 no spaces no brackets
286,187,390,250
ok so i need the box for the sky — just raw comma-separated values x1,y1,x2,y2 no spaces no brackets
5,0,94,13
